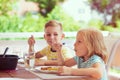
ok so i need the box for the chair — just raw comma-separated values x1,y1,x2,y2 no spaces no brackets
106,39,120,80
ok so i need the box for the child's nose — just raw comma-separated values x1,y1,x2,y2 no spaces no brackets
50,35,55,39
74,42,76,46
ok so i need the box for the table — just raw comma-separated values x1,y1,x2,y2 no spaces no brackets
0,64,40,80
0,64,98,80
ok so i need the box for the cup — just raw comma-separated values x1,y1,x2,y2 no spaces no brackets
23,52,35,70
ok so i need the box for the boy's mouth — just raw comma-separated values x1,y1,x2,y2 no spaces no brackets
47,41,53,44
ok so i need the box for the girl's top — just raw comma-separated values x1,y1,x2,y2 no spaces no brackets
73,55,108,80
38,45,75,60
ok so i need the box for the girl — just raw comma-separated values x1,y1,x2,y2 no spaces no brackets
58,28,108,80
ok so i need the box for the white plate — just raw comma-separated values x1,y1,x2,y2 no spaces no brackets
35,66,59,73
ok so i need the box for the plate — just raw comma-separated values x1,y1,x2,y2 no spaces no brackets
35,66,59,73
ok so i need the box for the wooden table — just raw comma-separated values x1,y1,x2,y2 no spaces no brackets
0,64,99,80
0,64,40,80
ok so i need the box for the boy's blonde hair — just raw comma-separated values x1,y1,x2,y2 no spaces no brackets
44,20,63,31
77,28,108,63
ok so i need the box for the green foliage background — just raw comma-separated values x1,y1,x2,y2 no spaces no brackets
0,6,80,32
0,0,120,32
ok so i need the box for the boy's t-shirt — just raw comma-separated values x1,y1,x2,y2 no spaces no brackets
39,45,75,60
73,55,108,80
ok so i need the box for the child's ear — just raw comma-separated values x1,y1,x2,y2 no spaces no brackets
44,34,46,40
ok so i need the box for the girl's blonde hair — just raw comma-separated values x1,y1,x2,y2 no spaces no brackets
77,28,108,63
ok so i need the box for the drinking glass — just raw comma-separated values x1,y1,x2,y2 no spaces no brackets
23,52,35,70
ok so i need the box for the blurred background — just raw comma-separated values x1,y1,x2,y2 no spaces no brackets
0,0,120,32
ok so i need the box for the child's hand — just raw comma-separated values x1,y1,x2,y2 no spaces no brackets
58,66,72,75
52,43,62,52
35,59,46,66
28,35,35,46
55,43,62,52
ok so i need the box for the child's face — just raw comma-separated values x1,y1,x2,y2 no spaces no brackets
74,33,88,57
44,26,64,46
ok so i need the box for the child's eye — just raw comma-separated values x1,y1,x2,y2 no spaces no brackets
46,34,51,36
54,34,58,36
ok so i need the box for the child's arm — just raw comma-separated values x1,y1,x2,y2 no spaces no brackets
28,35,45,59
56,44,75,66
57,50,64,65
64,58,77,67
58,62,103,79
28,35,35,53
72,63,103,79
44,60,58,66
35,51,44,58
51,42,64,66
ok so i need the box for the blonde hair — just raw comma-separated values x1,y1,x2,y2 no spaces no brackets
44,20,63,31
77,28,108,63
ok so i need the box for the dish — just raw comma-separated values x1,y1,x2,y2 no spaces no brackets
35,66,59,73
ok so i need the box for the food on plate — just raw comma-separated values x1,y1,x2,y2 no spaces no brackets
41,66,58,71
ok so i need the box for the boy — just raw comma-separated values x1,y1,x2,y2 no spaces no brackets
28,20,75,66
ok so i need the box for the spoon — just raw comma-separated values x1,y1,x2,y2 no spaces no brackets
3,47,9,58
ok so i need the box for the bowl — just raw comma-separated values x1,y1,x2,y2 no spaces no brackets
0,54,19,70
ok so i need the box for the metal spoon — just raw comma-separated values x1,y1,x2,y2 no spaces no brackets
3,47,9,58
